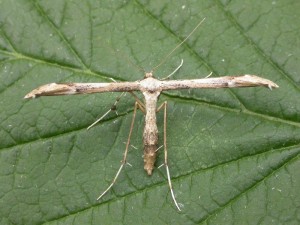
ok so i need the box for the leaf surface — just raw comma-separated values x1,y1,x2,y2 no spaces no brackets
0,0,300,224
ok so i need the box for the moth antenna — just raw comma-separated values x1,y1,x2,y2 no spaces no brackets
152,17,206,72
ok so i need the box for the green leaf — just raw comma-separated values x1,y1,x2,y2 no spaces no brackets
1,0,299,224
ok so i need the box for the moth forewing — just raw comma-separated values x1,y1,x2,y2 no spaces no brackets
24,75,278,99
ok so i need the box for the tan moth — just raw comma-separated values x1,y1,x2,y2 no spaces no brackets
24,18,278,210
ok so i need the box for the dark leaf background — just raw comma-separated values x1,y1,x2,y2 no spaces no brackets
0,0,299,224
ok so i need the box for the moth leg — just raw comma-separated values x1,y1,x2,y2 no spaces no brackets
157,101,181,211
129,92,145,113
87,92,126,130
97,101,140,201
160,59,183,80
